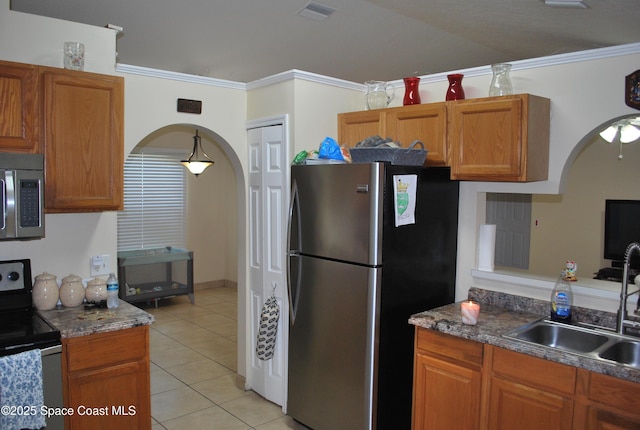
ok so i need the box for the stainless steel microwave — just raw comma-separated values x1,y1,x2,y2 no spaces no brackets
0,153,44,240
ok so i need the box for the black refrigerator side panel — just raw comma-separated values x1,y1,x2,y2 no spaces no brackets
376,166,459,430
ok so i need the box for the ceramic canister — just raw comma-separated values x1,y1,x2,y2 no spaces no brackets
33,272,59,310
85,277,108,303
60,274,85,307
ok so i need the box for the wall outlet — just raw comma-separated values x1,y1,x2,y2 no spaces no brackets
90,254,111,277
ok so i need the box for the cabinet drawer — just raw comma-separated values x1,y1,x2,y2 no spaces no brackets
415,328,483,367
64,326,148,372
491,347,576,395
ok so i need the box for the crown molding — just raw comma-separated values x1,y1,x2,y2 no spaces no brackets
244,69,363,91
115,63,246,90
117,42,640,91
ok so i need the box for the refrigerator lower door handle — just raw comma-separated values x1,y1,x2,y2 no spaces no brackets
287,180,302,324
287,252,302,324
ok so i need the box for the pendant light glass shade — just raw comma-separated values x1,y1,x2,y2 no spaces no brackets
181,130,214,176
599,126,619,143
620,124,640,144
599,117,640,160
599,119,640,144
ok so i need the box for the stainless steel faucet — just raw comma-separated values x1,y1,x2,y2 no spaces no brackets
617,242,640,334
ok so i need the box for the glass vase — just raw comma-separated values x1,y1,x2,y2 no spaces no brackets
403,77,421,105
445,74,465,101
489,63,513,96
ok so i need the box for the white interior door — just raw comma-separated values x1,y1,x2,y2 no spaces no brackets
247,121,288,406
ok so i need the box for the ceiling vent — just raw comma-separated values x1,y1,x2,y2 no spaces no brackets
542,0,589,9
297,1,336,21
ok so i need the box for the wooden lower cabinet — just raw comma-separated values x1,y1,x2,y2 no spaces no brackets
413,327,640,430
412,328,483,430
487,346,575,430
573,369,640,429
62,326,151,430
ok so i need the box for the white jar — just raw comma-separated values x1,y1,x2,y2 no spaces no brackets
60,274,85,307
85,278,107,303
33,272,59,310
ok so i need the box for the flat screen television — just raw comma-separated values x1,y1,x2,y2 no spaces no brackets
604,199,640,268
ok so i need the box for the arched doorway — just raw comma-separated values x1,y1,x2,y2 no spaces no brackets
123,123,247,376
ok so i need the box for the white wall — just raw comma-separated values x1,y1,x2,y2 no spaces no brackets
0,3,120,277
135,126,238,284
0,1,249,375
0,3,247,289
453,49,640,312
3,0,640,383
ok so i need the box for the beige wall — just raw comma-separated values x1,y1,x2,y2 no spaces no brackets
453,50,640,311
135,126,238,284
529,127,640,278
0,3,247,290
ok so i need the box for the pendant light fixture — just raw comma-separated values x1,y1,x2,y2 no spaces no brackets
181,130,214,176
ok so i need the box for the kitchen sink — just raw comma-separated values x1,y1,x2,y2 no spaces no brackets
509,320,610,353
598,341,640,367
504,318,640,369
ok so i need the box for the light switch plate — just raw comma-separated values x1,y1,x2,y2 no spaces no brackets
90,254,111,277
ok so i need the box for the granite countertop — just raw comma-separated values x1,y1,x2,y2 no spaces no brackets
38,299,154,339
409,287,640,384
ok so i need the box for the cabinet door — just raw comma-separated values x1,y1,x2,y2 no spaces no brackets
449,97,523,180
577,405,640,430
413,352,482,430
337,110,384,146
66,360,150,430
63,326,151,430
41,67,123,212
386,103,448,165
0,60,39,152
487,377,574,430
574,368,640,429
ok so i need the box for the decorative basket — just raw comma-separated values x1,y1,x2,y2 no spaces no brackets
349,140,428,166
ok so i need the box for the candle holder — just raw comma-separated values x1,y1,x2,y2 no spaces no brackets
461,301,480,325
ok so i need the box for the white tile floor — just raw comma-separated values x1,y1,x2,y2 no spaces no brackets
139,285,308,429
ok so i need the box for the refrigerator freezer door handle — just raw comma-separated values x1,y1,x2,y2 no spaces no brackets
287,180,302,324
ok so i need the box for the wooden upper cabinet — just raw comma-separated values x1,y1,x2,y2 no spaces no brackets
41,67,124,212
337,110,384,147
339,94,549,177
0,60,40,153
449,94,550,181
386,103,448,166
338,104,448,166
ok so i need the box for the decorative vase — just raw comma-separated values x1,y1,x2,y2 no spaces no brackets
489,63,513,96
403,77,421,105
33,272,59,310
445,74,465,101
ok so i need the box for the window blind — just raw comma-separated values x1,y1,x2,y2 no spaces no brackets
117,151,186,251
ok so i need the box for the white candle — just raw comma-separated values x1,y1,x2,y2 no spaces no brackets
461,301,480,325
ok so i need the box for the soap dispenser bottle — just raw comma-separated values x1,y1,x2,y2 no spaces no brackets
550,272,573,323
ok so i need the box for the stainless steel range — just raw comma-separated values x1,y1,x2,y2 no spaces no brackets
0,259,63,429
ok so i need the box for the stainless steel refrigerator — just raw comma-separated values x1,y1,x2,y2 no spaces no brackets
287,162,459,430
